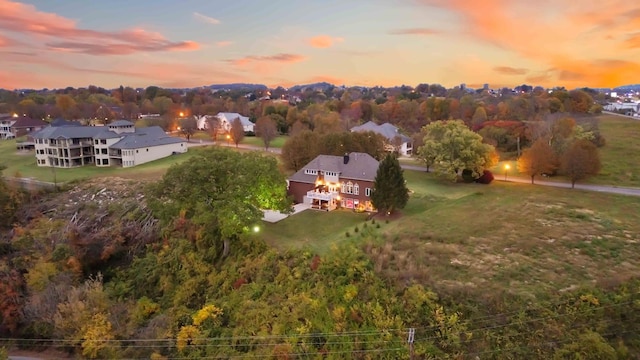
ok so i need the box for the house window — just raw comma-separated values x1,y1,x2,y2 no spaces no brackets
102,159,108,165
94,140,99,145
353,183,359,195
146,148,149,152
101,148,107,154
100,139,107,144
136,150,139,153
304,169,318,175
340,181,346,193
345,181,353,194
365,188,372,197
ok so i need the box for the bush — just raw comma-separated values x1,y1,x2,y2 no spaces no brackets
354,226,359,233
345,232,350,237
475,170,494,184
461,169,476,183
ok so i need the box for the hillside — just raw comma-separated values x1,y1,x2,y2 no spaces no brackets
2,166,639,359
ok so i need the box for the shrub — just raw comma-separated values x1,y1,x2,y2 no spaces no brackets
345,232,350,237
376,223,381,229
461,169,476,183
371,219,376,224
475,170,494,184
354,226,359,233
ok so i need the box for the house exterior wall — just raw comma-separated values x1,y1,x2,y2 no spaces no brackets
35,137,95,168
288,181,315,203
0,120,16,139
288,177,376,211
337,178,375,211
123,142,187,168
95,137,121,167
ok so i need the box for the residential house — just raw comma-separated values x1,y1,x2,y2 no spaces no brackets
350,121,413,156
215,112,255,133
32,120,187,168
0,115,48,139
287,152,379,212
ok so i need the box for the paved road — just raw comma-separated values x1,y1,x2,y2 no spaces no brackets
186,140,640,198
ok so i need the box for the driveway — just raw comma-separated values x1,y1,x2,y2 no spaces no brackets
262,203,310,223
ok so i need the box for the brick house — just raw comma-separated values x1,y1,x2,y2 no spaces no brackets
287,152,379,212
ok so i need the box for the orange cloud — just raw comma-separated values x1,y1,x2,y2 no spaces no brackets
417,0,640,87
494,66,529,75
388,28,439,36
307,35,344,48
216,41,233,47
227,53,306,67
0,0,199,55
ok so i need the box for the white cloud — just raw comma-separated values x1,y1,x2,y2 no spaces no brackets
193,12,220,25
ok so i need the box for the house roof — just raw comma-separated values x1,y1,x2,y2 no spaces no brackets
50,118,82,127
109,120,135,127
31,126,106,139
110,130,185,149
217,112,253,127
288,152,379,184
11,116,48,128
351,121,411,143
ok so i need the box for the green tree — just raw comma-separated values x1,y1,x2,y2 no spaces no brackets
517,138,558,184
254,115,278,150
419,120,497,181
230,118,245,147
371,153,409,215
471,106,487,128
560,139,601,188
147,148,290,258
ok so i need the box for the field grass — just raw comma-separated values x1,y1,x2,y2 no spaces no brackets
590,114,640,188
240,135,287,149
263,169,640,299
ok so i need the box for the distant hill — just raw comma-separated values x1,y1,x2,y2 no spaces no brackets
287,82,336,92
614,84,640,92
206,83,268,91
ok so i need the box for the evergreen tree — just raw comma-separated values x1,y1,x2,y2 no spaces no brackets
371,153,409,215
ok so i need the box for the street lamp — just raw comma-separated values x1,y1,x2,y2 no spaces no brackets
179,112,184,117
504,163,510,181
226,134,231,146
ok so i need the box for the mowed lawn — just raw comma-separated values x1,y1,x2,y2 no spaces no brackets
263,169,640,298
591,114,640,188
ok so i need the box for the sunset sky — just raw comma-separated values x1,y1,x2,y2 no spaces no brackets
1,0,639,90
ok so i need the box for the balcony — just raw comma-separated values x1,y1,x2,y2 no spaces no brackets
306,190,339,201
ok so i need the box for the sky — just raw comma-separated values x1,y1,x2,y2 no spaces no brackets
1,0,639,90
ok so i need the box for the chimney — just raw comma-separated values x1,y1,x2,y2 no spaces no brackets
343,153,349,164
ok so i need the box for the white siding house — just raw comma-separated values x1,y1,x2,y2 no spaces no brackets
32,120,187,168
215,112,255,133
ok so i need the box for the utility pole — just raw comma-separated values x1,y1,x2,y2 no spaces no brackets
408,328,415,360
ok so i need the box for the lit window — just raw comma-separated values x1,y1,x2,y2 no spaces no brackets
353,183,359,195
346,181,353,194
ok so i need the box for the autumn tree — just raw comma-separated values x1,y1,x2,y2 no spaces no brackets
419,120,497,181
254,115,278,150
517,138,558,184
471,106,488,128
179,117,198,142
147,148,291,259
371,153,409,215
56,95,76,118
230,118,245,147
280,131,321,171
560,139,601,188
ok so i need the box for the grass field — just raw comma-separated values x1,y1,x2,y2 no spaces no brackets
262,169,640,298
590,114,640,188
240,135,287,149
